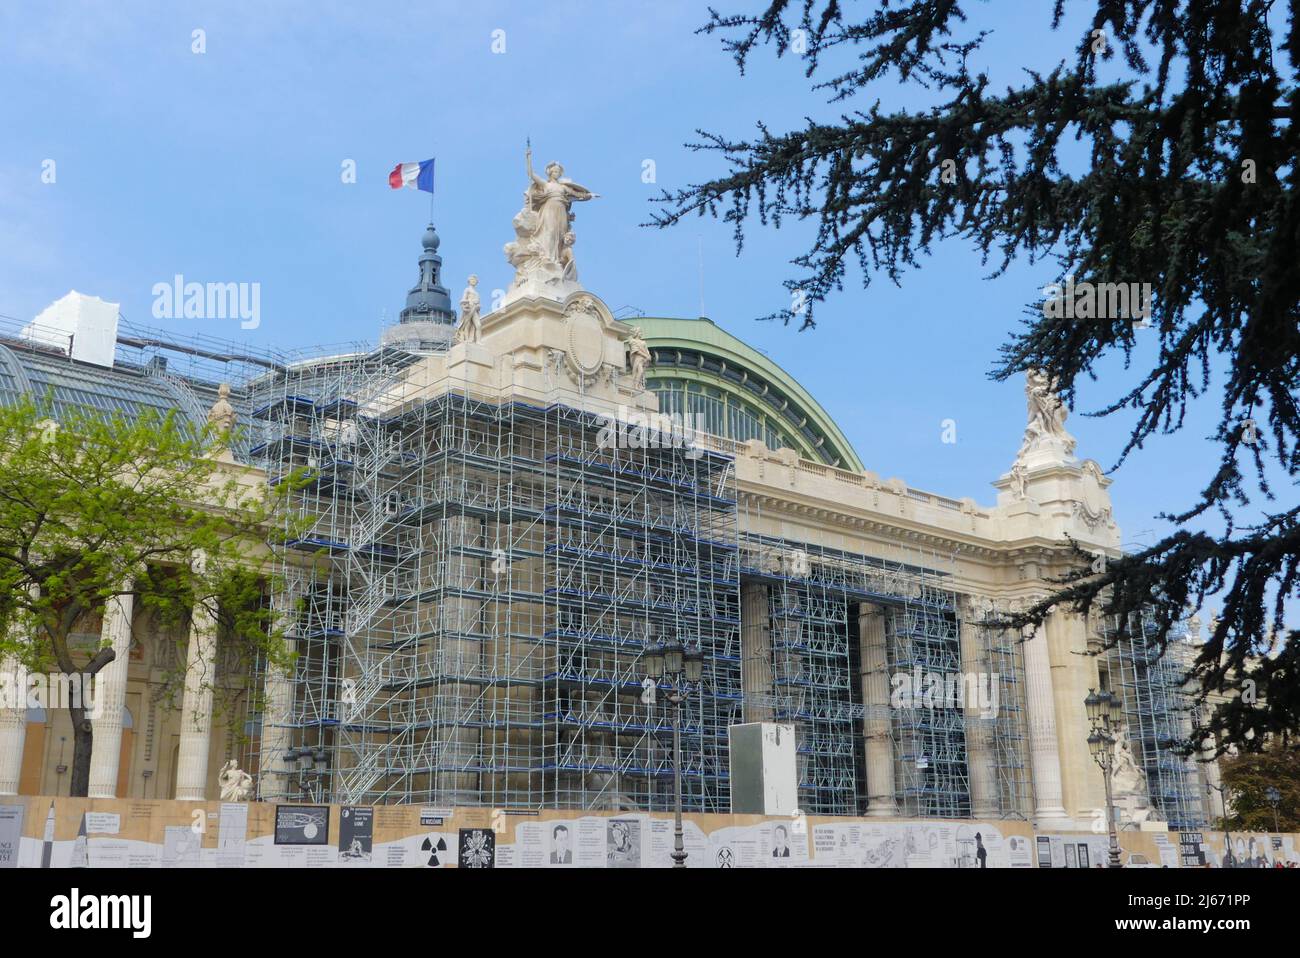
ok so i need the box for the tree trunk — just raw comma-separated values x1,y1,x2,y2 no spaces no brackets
69,703,94,798
64,648,114,798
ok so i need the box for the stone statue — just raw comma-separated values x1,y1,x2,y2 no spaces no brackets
1008,460,1028,501
207,383,237,438
503,146,598,300
560,231,578,282
1111,724,1147,799
218,759,254,802
455,275,482,344
625,326,650,389
1017,368,1077,459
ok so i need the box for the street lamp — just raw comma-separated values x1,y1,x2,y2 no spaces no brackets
1084,688,1124,868
1265,785,1281,833
640,638,704,868
284,747,330,802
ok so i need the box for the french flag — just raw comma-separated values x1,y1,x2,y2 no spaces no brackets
389,158,435,192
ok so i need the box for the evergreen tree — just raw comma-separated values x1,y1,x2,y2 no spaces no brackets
652,1,1299,753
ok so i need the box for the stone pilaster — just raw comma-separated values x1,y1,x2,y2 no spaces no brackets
1021,604,1071,828
1200,733,1226,822
859,603,897,817
0,655,28,796
259,580,302,801
175,556,218,801
957,597,998,819
740,581,772,723
88,589,134,798
1047,607,1096,823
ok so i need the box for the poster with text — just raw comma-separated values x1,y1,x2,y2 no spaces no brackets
274,805,330,846
338,806,374,865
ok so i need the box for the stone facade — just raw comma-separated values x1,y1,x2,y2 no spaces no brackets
0,236,1210,832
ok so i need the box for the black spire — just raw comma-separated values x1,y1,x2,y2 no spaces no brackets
398,223,454,325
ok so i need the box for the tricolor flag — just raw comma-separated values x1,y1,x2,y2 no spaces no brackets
389,158,435,193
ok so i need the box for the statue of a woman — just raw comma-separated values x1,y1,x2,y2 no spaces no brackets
1111,724,1147,798
626,326,650,388
524,147,597,267
455,275,482,344
218,759,254,801
504,146,598,299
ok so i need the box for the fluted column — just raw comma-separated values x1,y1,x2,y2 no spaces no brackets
740,582,772,723
1021,605,1070,827
1200,733,1226,822
175,556,218,801
258,580,301,801
0,587,37,796
0,655,28,796
859,603,897,817
957,597,998,818
88,588,134,798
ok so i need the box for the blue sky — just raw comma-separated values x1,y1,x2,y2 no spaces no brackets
0,1,1235,567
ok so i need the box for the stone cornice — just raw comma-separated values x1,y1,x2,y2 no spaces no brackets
738,485,1096,567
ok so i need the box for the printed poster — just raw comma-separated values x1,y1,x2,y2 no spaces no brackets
338,806,374,865
0,804,24,868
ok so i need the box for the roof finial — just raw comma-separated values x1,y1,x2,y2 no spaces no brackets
399,221,453,326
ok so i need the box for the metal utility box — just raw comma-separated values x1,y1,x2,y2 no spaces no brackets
728,722,797,815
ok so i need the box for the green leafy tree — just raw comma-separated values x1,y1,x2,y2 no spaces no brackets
1218,746,1300,831
0,395,299,797
651,1,1299,753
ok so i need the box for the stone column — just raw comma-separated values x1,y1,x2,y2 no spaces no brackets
859,603,898,817
740,581,772,723
88,589,134,798
1200,733,1226,822
0,655,28,796
259,580,301,802
1022,605,1071,828
0,584,39,796
957,597,998,819
175,556,218,801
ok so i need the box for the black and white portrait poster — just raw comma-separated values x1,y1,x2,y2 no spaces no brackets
338,806,373,864
459,828,495,868
274,805,331,846
606,819,641,868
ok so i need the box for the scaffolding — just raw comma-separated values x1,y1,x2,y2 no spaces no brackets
246,347,741,812
735,529,1031,819
23,311,1040,819
965,601,1035,819
1103,613,1206,828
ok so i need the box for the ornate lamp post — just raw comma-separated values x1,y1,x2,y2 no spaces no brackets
1085,688,1124,868
642,639,704,868
1265,785,1281,834
284,747,330,803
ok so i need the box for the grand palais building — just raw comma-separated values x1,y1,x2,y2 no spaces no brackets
0,194,1245,868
